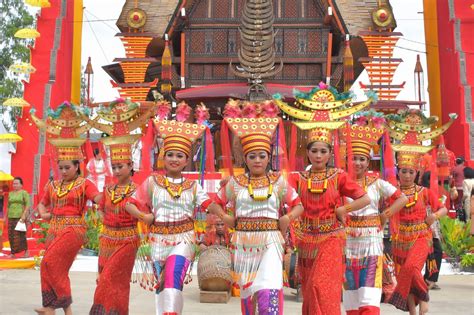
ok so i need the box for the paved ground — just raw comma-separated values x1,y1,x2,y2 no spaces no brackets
0,269,472,314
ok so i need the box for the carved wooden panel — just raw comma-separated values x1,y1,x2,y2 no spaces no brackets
189,30,206,54
213,30,228,55
283,0,299,18
213,0,231,19
192,0,209,19
284,30,299,55
213,64,227,78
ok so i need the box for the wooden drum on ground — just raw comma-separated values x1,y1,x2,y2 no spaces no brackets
197,245,232,291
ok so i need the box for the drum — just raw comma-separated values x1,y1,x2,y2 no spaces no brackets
284,251,300,289
197,245,232,291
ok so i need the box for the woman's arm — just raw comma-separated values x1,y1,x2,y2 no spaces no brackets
37,202,51,221
279,204,303,235
124,202,154,225
426,206,448,226
336,194,371,222
207,202,236,228
381,194,409,227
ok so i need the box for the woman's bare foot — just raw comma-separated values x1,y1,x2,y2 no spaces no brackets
419,300,429,315
34,307,46,314
408,293,417,315
34,307,55,314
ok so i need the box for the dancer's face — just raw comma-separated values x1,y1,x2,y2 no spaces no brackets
353,155,370,178
112,162,132,182
164,150,188,174
58,160,78,181
307,142,331,171
398,168,417,187
245,150,269,177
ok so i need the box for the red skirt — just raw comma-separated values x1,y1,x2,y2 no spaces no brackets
90,226,139,315
40,226,86,309
388,238,430,311
299,236,345,315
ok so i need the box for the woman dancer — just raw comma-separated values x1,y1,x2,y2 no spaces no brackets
343,117,408,315
126,120,219,315
388,150,447,315
36,147,101,315
90,135,154,315
31,103,101,315
295,127,370,315
211,117,303,314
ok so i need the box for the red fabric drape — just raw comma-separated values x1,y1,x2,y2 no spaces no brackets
345,123,354,178
430,148,439,197
383,131,397,186
140,120,155,174
204,127,215,173
289,124,297,171
220,120,233,177
333,129,340,169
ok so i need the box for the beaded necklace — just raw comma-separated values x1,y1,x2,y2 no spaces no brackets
247,174,273,201
56,178,77,198
111,182,132,204
164,176,184,199
307,168,328,194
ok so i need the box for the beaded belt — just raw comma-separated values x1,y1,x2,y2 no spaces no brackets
399,221,428,233
298,216,342,235
149,219,194,235
347,215,381,228
101,225,138,239
236,217,279,231
50,215,85,228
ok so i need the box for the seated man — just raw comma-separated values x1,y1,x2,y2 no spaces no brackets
199,214,231,249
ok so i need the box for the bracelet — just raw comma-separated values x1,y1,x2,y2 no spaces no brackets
344,204,352,213
138,212,145,221
434,212,440,220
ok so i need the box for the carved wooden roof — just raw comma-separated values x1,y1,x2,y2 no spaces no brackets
327,0,395,34
116,0,180,34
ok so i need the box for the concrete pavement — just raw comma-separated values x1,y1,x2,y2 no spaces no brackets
0,269,472,314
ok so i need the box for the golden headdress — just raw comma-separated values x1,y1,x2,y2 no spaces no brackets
30,102,91,161
343,112,386,159
154,120,206,157
224,117,280,156
274,82,373,145
386,109,457,170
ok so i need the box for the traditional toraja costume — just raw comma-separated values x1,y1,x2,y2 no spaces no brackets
384,109,456,311
387,150,443,311
342,115,402,315
217,117,301,315
89,98,149,315
274,84,372,315
130,120,211,315
32,102,100,310
294,128,366,315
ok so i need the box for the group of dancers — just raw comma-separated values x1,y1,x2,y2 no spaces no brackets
30,95,453,315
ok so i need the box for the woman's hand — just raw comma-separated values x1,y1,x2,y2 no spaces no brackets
425,213,437,226
335,206,347,223
380,208,393,227
40,212,51,221
279,214,290,235
141,213,155,225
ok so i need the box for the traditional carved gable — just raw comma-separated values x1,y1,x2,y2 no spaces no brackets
116,0,180,35
185,0,339,87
